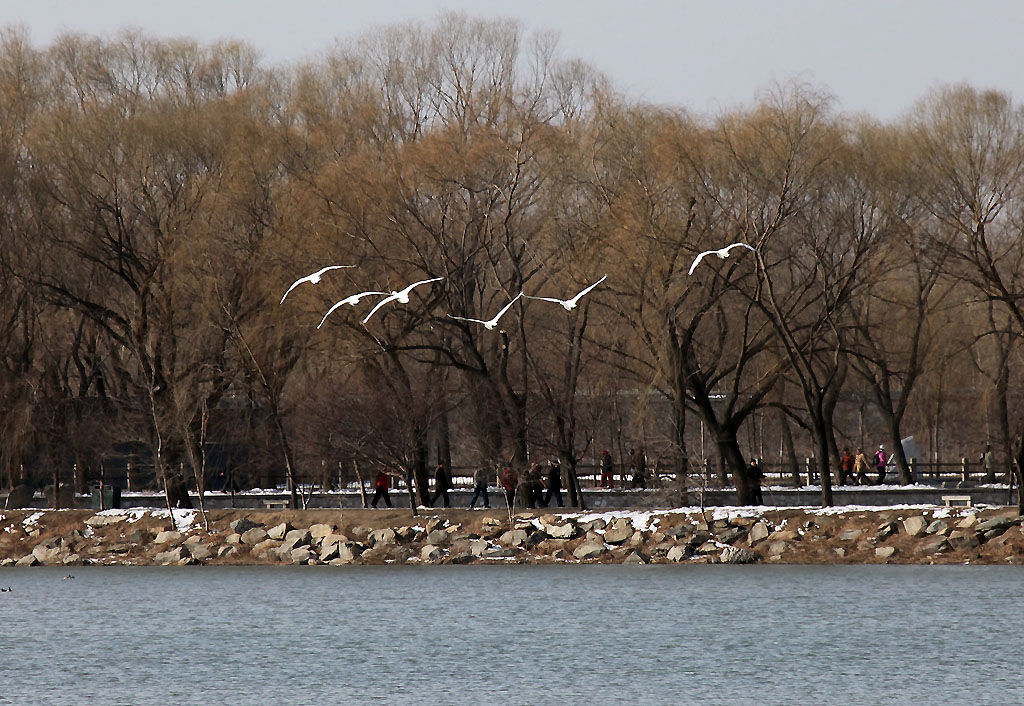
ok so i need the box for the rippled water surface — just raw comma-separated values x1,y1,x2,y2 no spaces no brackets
1,565,1021,705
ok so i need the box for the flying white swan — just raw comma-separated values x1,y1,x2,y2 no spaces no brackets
687,243,757,275
280,265,353,304
316,291,388,329
449,292,523,330
361,277,444,324
525,275,607,310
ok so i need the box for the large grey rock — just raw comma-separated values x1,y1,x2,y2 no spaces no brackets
369,528,396,546
748,522,770,545
188,544,213,561
921,537,949,554
229,518,262,534
15,554,40,567
468,540,490,556
182,535,203,546
718,527,747,544
425,529,450,546
421,545,444,561
544,523,578,539
948,532,981,550
667,545,692,562
664,525,690,539
603,522,635,545
721,546,758,564
62,553,83,566
289,547,314,564
766,541,789,556
308,524,335,540
320,534,349,550
225,533,242,545
695,541,720,555
154,531,183,545
903,516,929,538
331,544,356,564
284,529,312,547
251,539,281,557
32,544,61,564
573,542,605,560
622,552,647,565
482,546,516,559
875,546,896,559
499,529,528,546
839,529,862,542
155,546,190,565
319,543,340,562
85,514,127,527
956,514,978,530
218,545,239,558
975,517,1017,535
925,520,949,536
240,528,269,546
267,523,291,540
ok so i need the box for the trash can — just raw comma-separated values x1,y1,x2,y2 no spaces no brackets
90,485,122,510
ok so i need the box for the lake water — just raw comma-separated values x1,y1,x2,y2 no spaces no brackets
0,565,1021,705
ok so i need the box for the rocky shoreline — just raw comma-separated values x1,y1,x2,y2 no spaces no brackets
1,506,1023,567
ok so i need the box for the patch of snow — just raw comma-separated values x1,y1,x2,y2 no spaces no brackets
22,511,44,527
147,509,198,532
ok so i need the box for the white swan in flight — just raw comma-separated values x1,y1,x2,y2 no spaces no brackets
361,277,444,324
316,291,388,329
687,243,757,275
525,275,607,310
280,265,353,304
449,292,523,330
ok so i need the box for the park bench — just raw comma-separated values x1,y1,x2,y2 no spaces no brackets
941,495,972,507
262,500,288,510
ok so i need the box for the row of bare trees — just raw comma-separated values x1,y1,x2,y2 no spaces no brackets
2,18,1024,510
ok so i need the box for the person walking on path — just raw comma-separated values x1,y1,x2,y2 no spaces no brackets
468,466,491,509
500,466,518,507
542,460,564,507
600,449,615,488
748,458,764,505
371,466,392,509
874,445,888,485
853,448,870,485
839,448,854,486
628,447,647,489
429,462,451,508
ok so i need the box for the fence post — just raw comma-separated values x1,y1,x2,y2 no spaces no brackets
909,458,916,484
126,463,133,492
961,457,968,483
805,457,814,485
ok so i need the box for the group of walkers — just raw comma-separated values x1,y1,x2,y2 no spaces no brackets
839,446,891,485
369,447,651,510
368,459,567,510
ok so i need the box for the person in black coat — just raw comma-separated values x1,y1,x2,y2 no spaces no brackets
748,458,764,505
429,462,451,508
542,460,564,508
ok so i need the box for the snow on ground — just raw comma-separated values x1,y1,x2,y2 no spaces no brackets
143,509,199,532
22,511,44,528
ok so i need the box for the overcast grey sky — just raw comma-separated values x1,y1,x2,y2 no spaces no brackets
3,1,1022,120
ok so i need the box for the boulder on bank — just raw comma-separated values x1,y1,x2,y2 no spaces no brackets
903,516,928,538
603,520,634,544
240,528,269,546
721,546,758,564
154,531,183,545
229,518,262,534
155,546,191,565
573,542,605,560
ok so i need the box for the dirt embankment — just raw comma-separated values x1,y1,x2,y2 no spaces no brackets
1,505,1022,567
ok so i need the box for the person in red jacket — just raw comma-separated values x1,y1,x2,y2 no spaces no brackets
500,466,518,507
600,449,614,488
371,466,392,509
